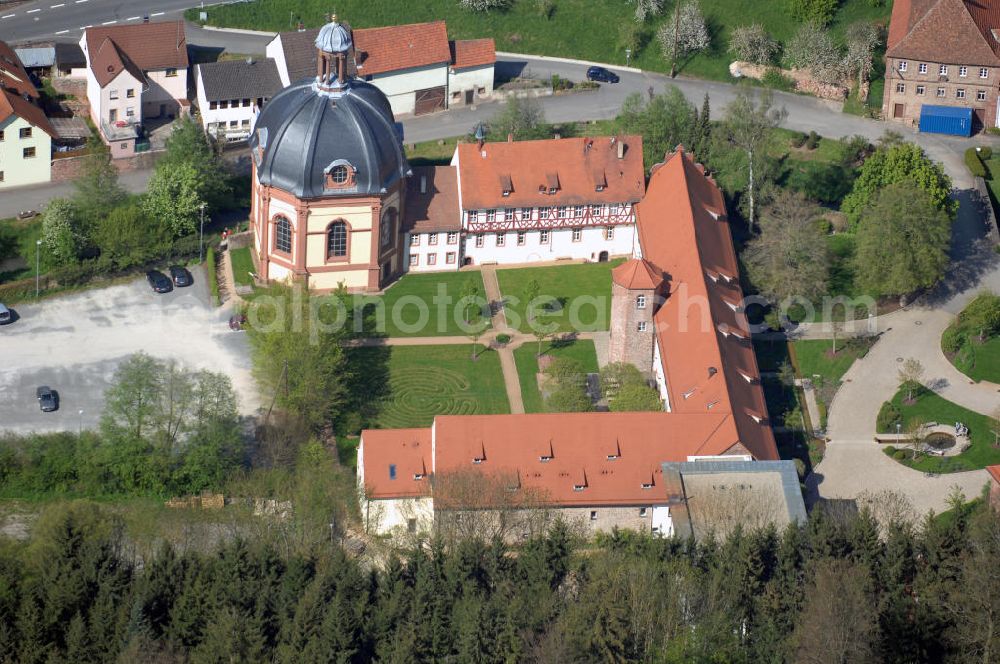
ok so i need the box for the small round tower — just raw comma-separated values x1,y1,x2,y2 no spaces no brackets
609,258,663,374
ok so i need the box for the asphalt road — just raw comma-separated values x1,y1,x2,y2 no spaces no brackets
0,264,257,434
0,0,201,42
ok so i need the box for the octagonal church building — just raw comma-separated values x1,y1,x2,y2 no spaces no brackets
249,15,411,292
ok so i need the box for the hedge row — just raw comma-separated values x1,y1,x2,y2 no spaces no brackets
965,147,988,178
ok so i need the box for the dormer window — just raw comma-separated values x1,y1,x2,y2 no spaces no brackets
330,165,349,184
539,454,552,462
545,172,559,194
324,160,356,189
413,473,425,481
573,484,586,492
500,173,513,197
641,482,654,489
472,457,485,465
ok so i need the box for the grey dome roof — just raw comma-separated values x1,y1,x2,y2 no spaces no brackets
315,20,352,53
251,78,410,199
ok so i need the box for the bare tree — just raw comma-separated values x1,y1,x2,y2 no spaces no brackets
855,489,916,530
658,0,710,76
904,417,927,460
991,405,1000,447
432,468,554,543
722,90,787,228
793,559,878,664
742,190,829,304
728,24,778,65
897,357,925,402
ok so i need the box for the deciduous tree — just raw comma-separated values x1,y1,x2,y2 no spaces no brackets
721,90,787,227
897,357,925,402
617,86,699,167
728,24,778,65
608,383,662,411
40,198,82,265
790,0,839,26
142,162,205,237
853,182,951,297
784,21,844,85
657,0,710,74
742,191,829,304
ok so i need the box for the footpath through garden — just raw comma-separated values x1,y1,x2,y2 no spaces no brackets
801,160,997,515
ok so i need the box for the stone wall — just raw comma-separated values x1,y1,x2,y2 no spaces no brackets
50,148,163,182
729,61,848,101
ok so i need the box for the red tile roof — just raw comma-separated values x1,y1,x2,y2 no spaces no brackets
0,89,55,137
450,39,496,69
0,40,38,98
84,20,188,84
456,136,645,210
887,0,1000,65
360,428,432,499
638,149,777,462
404,165,462,233
612,258,663,290
363,413,746,505
90,37,147,88
354,21,451,77
988,464,1000,485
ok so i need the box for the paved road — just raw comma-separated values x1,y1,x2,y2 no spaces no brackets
0,264,257,434
0,0,201,42
0,168,152,218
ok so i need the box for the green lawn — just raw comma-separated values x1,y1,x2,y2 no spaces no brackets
229,246,255,289
190,0,888,85
951,335,1000,384
877,387,1000,473
513,338,599,413
496,260,622,334
792,338,870,386
0,217,46,283
356,270,490,337
405,136,461,167
372,344,510,428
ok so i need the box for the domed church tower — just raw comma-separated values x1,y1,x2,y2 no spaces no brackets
249,14,411,292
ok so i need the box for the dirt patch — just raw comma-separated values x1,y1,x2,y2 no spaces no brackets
0,512,37,541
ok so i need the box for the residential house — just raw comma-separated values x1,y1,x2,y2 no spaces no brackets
0,40,54,189
404,135,645,271
195,58,283,142
266,20,495,116
883,0,1000,130
80,20,189,156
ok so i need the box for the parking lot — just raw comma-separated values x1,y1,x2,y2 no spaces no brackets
0,267,258,435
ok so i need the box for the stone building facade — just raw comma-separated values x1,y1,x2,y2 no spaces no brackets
608,258,661,374
882,0,1000,130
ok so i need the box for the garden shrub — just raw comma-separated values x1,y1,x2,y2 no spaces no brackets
980,146,993,160
893,451,907,461
965,147,987,178
876,401,901,432
790,131,808,148
883,445,897,455
762,68,795,91
812,217,833,235
958,292,1000,338
941,324,967,354
495,333,512,344
805,130,820,150
206,247,220,306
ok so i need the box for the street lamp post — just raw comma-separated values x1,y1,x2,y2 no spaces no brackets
625,48,632,67
35,239,41,298
199,203,206,263
78,409,84,436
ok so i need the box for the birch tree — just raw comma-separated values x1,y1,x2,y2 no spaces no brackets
722,90,787,229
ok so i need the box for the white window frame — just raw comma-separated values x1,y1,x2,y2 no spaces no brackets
428,232,438,246
447,232,458,244
427,253,437,266
960,66,968,77
516,231,526,245
410,234,420,247
939,64,948,76
916,85,925,96
496,232,505,247
446,252,456,264
637,321,647,332
898,61,908,72
936,87,946,97
571,228,582,242
605,226,614,240
539,230,550,244
409,254,418,267
475,234,484,248
978,89,988,101
485,209,496,222
896,83,905,94
919,63,928,74
957,89,966,99
981,67,990,79
636,294,647,309
503,208,514,222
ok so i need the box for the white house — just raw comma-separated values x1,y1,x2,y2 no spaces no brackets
0,40,54,189
195,58,283,142
401,135,646,271
266,20,495,116
80,20,189,156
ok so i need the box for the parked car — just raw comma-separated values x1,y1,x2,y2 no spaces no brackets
0,303,11,325
169,266,192,287
36,386,57,412
586,66,620,83
146,270,173,293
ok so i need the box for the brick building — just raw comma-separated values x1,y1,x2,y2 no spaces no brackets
883,0,1000,130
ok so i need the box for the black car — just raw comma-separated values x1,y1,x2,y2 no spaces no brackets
36,386,57,412
146,270,173,293
0,303,11,325
169,265,192,287
586,66,620,83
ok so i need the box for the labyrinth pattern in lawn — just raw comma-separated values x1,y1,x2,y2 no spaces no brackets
377,367,481,428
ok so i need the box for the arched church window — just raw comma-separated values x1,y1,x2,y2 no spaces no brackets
274,216,292,254
328,221,348,258
380,207,397,249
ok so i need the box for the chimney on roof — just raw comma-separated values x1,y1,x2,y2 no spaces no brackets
617,140,625,160
420,174,427,194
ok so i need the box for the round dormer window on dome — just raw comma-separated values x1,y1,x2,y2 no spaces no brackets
330,165,349,184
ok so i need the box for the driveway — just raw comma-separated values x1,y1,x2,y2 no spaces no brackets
0,266,257,434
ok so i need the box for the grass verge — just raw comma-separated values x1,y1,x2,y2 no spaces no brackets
356,270,490,337
229,246,255,289
206,247,220,306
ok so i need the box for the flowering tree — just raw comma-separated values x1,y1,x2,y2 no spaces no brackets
631,0,664,23
728,24,778,65
657,1,710,75
459,0,511,11
844,21,881,97
785,21,845,85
